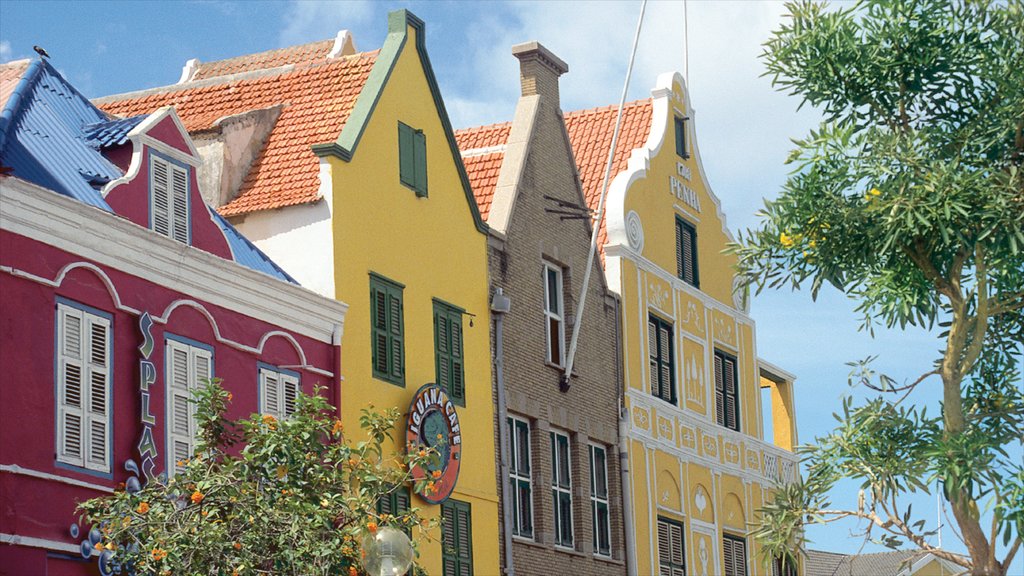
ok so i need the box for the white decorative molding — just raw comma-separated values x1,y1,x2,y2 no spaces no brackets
647,281,670,312
0,533,84,555
328,29,357,58
1,177,347,348
0,464,113,493
624,210,644,252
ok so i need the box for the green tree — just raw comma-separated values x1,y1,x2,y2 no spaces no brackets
78,382,440,576
734,1,1024,575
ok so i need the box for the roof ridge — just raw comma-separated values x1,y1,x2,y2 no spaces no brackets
564,98,651,119
198,38,334,70
93,50,379,106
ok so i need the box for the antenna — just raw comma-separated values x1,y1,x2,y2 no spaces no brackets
562,0,648,388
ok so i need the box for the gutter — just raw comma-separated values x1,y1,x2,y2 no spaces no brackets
490,287,515,576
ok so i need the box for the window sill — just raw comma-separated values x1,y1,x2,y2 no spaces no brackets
594,553,623,565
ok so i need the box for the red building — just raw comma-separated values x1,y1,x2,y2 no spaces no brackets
0,58,347,574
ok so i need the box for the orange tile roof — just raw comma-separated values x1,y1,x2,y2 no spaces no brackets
192,40,335,81
456,99,653,254
99,50,378,216
1,59,32,112
460,152,504,221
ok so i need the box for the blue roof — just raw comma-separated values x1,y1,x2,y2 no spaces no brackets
0,58,297,285
84,115,147,148
209,209,298,284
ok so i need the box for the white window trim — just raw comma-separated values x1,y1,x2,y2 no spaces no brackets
508,415,533,540
589,443,612,558
551,428,574,549
543,262,565,366
259,366,300,420
55,301,112,474
150,153,190,244
165,338,213,476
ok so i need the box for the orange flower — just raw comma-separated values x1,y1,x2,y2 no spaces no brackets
136,502,150,514
262,414,277,430
431,469,442,479
191,490,205,504
332,419,344,435
366,521,378,534
151,548,167,561
233,542,242,550
426,481,436,492
417,449,426,458
349,567,358,576
94,542,105,551
227,392,234,402
436,433,443,441
347,458,358,467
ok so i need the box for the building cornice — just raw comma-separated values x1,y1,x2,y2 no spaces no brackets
1,177,347,344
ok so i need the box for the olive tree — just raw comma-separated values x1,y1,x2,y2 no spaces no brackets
78,382,439,576
734,1,1024,574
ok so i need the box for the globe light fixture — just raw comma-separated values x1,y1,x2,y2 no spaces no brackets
362,526,414,576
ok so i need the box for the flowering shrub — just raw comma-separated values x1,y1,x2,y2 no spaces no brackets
79,381,439,575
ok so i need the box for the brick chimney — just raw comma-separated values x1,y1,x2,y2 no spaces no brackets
512,41,568,104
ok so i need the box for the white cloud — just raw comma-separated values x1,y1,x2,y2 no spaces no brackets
278,0,375,47
0,40,12,62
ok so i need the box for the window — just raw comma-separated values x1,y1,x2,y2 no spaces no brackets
648,315,675,405
589,444,611,557
544,262,565,366
259,366,299,420
150,153,190,244
674,116,689,159
772,556,798,576
675,217,698,287
370,274,404,385
723,534,748,576
398,122,427,197
550,430,573,548
434,300,465,404
441,499,472,576
56,301,111,473
166,337,213,475
507,416,533,539
377,485,411,520
714,350,740,432
657,517,685,576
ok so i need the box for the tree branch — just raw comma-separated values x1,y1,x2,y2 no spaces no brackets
960,244,989,377
903,239,960,304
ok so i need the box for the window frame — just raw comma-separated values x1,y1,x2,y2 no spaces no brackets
714,349,741,432
543,261,566,366
370,273,405,386
258,363,300,420
589,443,612,558
657,516,686,576
550,429,574,549
441,499,473,576
398,121,428,197
675,216,699,288
434,299,465,405
149,151,191,245
723,533,748,576
507,416,534,539
54,299,113,475
165,334,214,476
648,314,676,405
674,116,690,159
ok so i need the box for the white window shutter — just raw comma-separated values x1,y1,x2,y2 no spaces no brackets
170,164,189,243
57,305,85,468
84,315,110,472
262,369,280,417
151,157,171,236
167,341,195,475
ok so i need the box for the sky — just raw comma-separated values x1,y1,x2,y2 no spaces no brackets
2,0,1019,569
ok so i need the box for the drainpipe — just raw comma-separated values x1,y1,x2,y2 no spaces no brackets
491,288,515,576
616,297,638,576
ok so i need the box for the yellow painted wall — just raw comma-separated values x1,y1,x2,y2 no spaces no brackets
615,75,800,576
326,19,498,576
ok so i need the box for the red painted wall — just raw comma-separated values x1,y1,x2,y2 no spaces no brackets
0,229,339,573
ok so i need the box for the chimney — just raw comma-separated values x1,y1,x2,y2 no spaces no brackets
512,41,568,104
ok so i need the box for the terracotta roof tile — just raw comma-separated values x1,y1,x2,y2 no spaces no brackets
99,50,378,216
192,40,335,81
0,59,32,112
456,99,652,258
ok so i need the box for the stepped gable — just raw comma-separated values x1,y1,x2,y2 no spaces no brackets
192,39,335,80
455,99,652,253
97,49,378,216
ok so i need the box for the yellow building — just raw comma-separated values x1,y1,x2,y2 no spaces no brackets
592,73,800,576
99,10,498,575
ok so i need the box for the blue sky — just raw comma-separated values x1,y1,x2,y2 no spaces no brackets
3,0,1019,567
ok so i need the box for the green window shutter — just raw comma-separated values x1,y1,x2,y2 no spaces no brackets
434,301,464,403
674,116,689,159
442,500,473,576
714,350,740,432
413,129,427,197
649,315,675,405
399,123,415,188
676,217,699,287
371,275,404,385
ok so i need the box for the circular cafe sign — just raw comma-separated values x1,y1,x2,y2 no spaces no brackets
406,384,462,504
